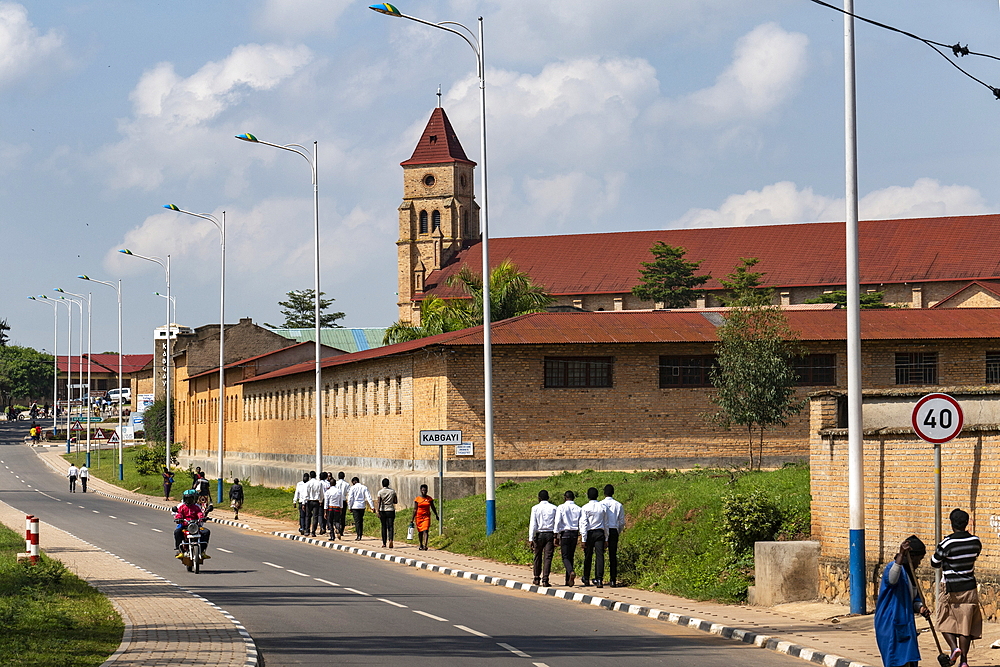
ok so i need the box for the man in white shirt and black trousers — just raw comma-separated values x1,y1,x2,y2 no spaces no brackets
292,473,310,535
579,487,608,588
602,484,625,587
528,490,558,587
302,471,325,537
554,490,582,587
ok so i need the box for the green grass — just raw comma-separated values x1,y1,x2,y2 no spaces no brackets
0,523,122,665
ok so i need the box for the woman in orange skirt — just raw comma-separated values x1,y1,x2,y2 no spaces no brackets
413,484,439,551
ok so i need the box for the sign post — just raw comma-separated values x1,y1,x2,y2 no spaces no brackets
912,392,964,585
419,430,462,536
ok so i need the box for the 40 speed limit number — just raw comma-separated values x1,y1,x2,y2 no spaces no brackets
911,393,964,444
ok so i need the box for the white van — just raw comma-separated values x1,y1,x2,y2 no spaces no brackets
106,388,131,403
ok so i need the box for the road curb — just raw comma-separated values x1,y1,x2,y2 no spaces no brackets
270,531,872,667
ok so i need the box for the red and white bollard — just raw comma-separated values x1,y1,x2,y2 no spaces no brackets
24,514,39,564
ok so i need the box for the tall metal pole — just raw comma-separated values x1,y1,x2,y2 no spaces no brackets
217,214,226,503
51,304,58,434
312,142,322,476
166,256,173,474
63,298,73,453
85,293,92,467
117,280,123,481
844,0,866,615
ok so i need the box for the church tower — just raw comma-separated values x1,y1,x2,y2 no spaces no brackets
397,106,480,324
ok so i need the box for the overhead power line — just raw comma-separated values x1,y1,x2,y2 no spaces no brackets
807,0,1000,99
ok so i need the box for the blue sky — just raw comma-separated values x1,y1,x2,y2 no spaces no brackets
3,1,1000,355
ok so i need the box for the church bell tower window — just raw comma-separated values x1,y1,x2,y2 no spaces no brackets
419,210,428,234
432,210,441,231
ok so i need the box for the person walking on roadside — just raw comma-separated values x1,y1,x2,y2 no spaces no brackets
303,471,325,537
323,477,345,542
555,490,582,587
528,489,558,587
413,484,438,551
293,473,309,535
602,484,625,587
347,477,375,540
318,472,331,535
229,478,244,521
67,463,79,493
334,472,350,539
376,478,398,548
579,487,608,588
162,467,174,500
932,508,983,667
78,464,89,493
875,536,929,667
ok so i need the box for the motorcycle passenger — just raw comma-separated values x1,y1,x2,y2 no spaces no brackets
174,489,211,559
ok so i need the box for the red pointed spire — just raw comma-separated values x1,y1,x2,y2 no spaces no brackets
401,108,476,167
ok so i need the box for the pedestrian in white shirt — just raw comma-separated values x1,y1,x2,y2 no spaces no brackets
318,472,332,535
292,473,309,535
303,471,325,537
335,472,350,538
528,490,558,587
323,481,345,542
555,490,583,587
78,465,89,493
67,464,79,493
602,484,626,587
347,477,375,540
578,487,608,588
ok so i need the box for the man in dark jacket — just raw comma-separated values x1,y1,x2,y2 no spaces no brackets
229,479,244,521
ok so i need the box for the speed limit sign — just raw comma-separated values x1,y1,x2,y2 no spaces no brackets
912,393,963,444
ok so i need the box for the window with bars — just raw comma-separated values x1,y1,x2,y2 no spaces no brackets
419,210,428,234
794,354,836,386
544,357,613,388
987,353,1000,384
659,356,716,387
895,352,938,385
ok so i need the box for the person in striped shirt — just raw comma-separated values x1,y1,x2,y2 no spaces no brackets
931,508,982,667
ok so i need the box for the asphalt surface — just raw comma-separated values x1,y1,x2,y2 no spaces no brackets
0,422,802,666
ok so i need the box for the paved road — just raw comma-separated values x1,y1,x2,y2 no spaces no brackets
0,422,801,666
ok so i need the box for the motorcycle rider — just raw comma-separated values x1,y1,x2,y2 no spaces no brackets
174,489,211,559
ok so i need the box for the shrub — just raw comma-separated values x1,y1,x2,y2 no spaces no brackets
134,443,181,476
720,489,782,556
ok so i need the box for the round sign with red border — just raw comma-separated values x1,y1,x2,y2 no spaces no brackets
911,393,964,444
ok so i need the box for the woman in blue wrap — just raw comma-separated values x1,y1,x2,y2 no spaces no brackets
875,536,930,667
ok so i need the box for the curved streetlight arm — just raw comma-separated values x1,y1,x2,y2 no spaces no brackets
163,205,223,237
371,7,481,68
235,136,316,184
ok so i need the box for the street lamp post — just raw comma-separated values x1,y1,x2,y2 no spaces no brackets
154,293,177,326
57,288,93,467
370,3,496,534
39,295,74,453
117,250,172,474
27,296,59,435
79,275,125,480
164,205,226,503
235,133,324,475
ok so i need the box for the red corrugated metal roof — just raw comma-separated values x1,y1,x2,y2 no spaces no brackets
240,308,1000,384
400,108,475,167
185,341,339,381
930,281,1000,308
57,354,153,374
421,214,1000,299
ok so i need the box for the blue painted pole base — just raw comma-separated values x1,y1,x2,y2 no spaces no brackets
218,478,224,505
66,441,71,454
86,452,91,467
485,499,496,535
118,463,123,481
849,528,867,614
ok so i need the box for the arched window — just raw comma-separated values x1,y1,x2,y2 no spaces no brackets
432,210,441,231
419,210,428,234
463,210,469,235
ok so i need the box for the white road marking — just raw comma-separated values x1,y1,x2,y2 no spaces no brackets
413,610,448,622
497,643,531,658
344,587,372,597
263,562,284,569
287,569,309,577
108,516,117,519
92,510,99,513
150,528,163,533
455,625,490,638
36,491,57,500
378,598,407,608
533,663,550,667
78,505,85,508
216,548,233,553
26,485,31,488
314,578,339,586
127,521,137,525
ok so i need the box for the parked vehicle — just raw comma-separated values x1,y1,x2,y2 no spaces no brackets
106,388,131,403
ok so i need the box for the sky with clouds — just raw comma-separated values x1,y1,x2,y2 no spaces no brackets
4,1,1000,355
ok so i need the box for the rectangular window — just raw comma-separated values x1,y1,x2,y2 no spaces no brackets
987,353,1000,384
895,352,938,385
659,355,716,388
544,357,613,388
794,354,836,386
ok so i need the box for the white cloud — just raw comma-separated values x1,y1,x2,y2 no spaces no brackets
253,0,352,37
0,2,68,88
675,178,991,228
522,171,625,228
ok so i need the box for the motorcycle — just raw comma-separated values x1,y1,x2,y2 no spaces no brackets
175,504,212,573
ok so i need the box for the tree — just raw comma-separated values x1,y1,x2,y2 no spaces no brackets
267,289,345,328
0,345,54,407
631,242,710,308
0,318,9,347
142,399,174,444
709,260,804,470
717,257,772,307
382,295,466,345
804,290,890,309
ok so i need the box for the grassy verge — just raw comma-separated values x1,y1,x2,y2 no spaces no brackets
0,523,122,665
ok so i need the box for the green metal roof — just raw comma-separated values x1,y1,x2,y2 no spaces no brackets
268,328,387,354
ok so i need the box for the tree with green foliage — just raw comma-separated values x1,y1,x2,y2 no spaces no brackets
383,260,553,345
631,243,710,308
717,257,772,307
710,260,803,470
804,289,890,309
0,345,54,407
0,318,9,347
267,289,344,328
142,399,173,444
